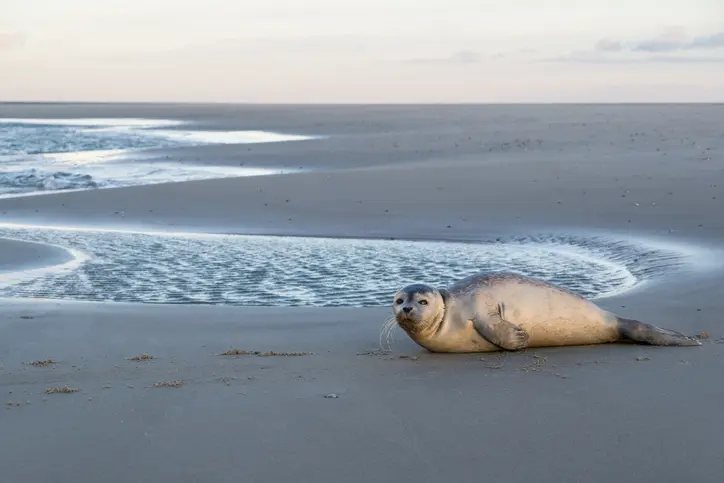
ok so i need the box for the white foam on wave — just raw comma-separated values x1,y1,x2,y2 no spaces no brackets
0,169,101,193
145,129,317,145
39,149,128,165
0,117,319,145
0,163,282,200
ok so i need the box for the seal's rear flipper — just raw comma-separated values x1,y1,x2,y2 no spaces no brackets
616,317,701,346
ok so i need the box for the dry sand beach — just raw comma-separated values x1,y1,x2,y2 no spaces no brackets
1,103,723,483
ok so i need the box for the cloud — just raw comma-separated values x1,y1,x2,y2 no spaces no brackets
598,27,724,54
554,27,724,63
631,26,689,52
594,39,624,53
549,52,724,64
0,32,25,52
404,50,485,64
401,49,522,65
687,32,724,50
448,50,484,63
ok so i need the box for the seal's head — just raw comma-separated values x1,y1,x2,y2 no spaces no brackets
392,283,446,335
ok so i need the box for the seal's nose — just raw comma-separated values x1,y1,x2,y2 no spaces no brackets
402,306,413,314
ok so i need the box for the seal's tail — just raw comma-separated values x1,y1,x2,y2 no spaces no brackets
616,317,701,346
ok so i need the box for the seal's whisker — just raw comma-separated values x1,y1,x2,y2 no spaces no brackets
383,329,393,351
379,316,394,349
380,315,397,352
383,322,393,351
386,319,399,350
379,317,390,340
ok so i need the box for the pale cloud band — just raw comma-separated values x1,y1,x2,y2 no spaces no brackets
554,27,724,64
596,28,724,53
1,0,722,102
0,32,25,52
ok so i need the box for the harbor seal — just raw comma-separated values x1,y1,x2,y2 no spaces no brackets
391,272,701,353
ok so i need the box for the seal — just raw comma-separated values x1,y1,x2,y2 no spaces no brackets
391,272,701,353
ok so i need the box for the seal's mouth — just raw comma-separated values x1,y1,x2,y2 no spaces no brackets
395,314,424,333
395,314,412,324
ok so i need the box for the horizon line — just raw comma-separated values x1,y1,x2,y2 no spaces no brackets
1,100,723,106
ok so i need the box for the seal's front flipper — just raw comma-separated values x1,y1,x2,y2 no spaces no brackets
616,317,701,347
472,306,529,351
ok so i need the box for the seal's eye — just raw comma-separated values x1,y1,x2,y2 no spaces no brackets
395,298,404,305
419,300,428,305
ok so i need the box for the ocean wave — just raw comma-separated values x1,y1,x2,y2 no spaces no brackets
0,169,105,194
0,122,190,157
0,118,318,157
0,117,319,197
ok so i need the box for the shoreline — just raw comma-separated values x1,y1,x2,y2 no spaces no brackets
2,104,723,483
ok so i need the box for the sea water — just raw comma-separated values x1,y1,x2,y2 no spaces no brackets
0,118,317,197
0,224,710,307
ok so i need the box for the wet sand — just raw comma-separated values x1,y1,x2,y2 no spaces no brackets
0,237,75,273
1,104,723,483
0,104,722,241
1,288,722,483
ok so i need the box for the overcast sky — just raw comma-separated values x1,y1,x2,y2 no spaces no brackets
1,0,722,102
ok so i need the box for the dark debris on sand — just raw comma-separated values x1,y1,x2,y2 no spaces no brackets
6,401,29,408
45,386,80,394
152,380,184,388
23,359,55,367
218,349,312,357
356,349,391,356
126,353,155,361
